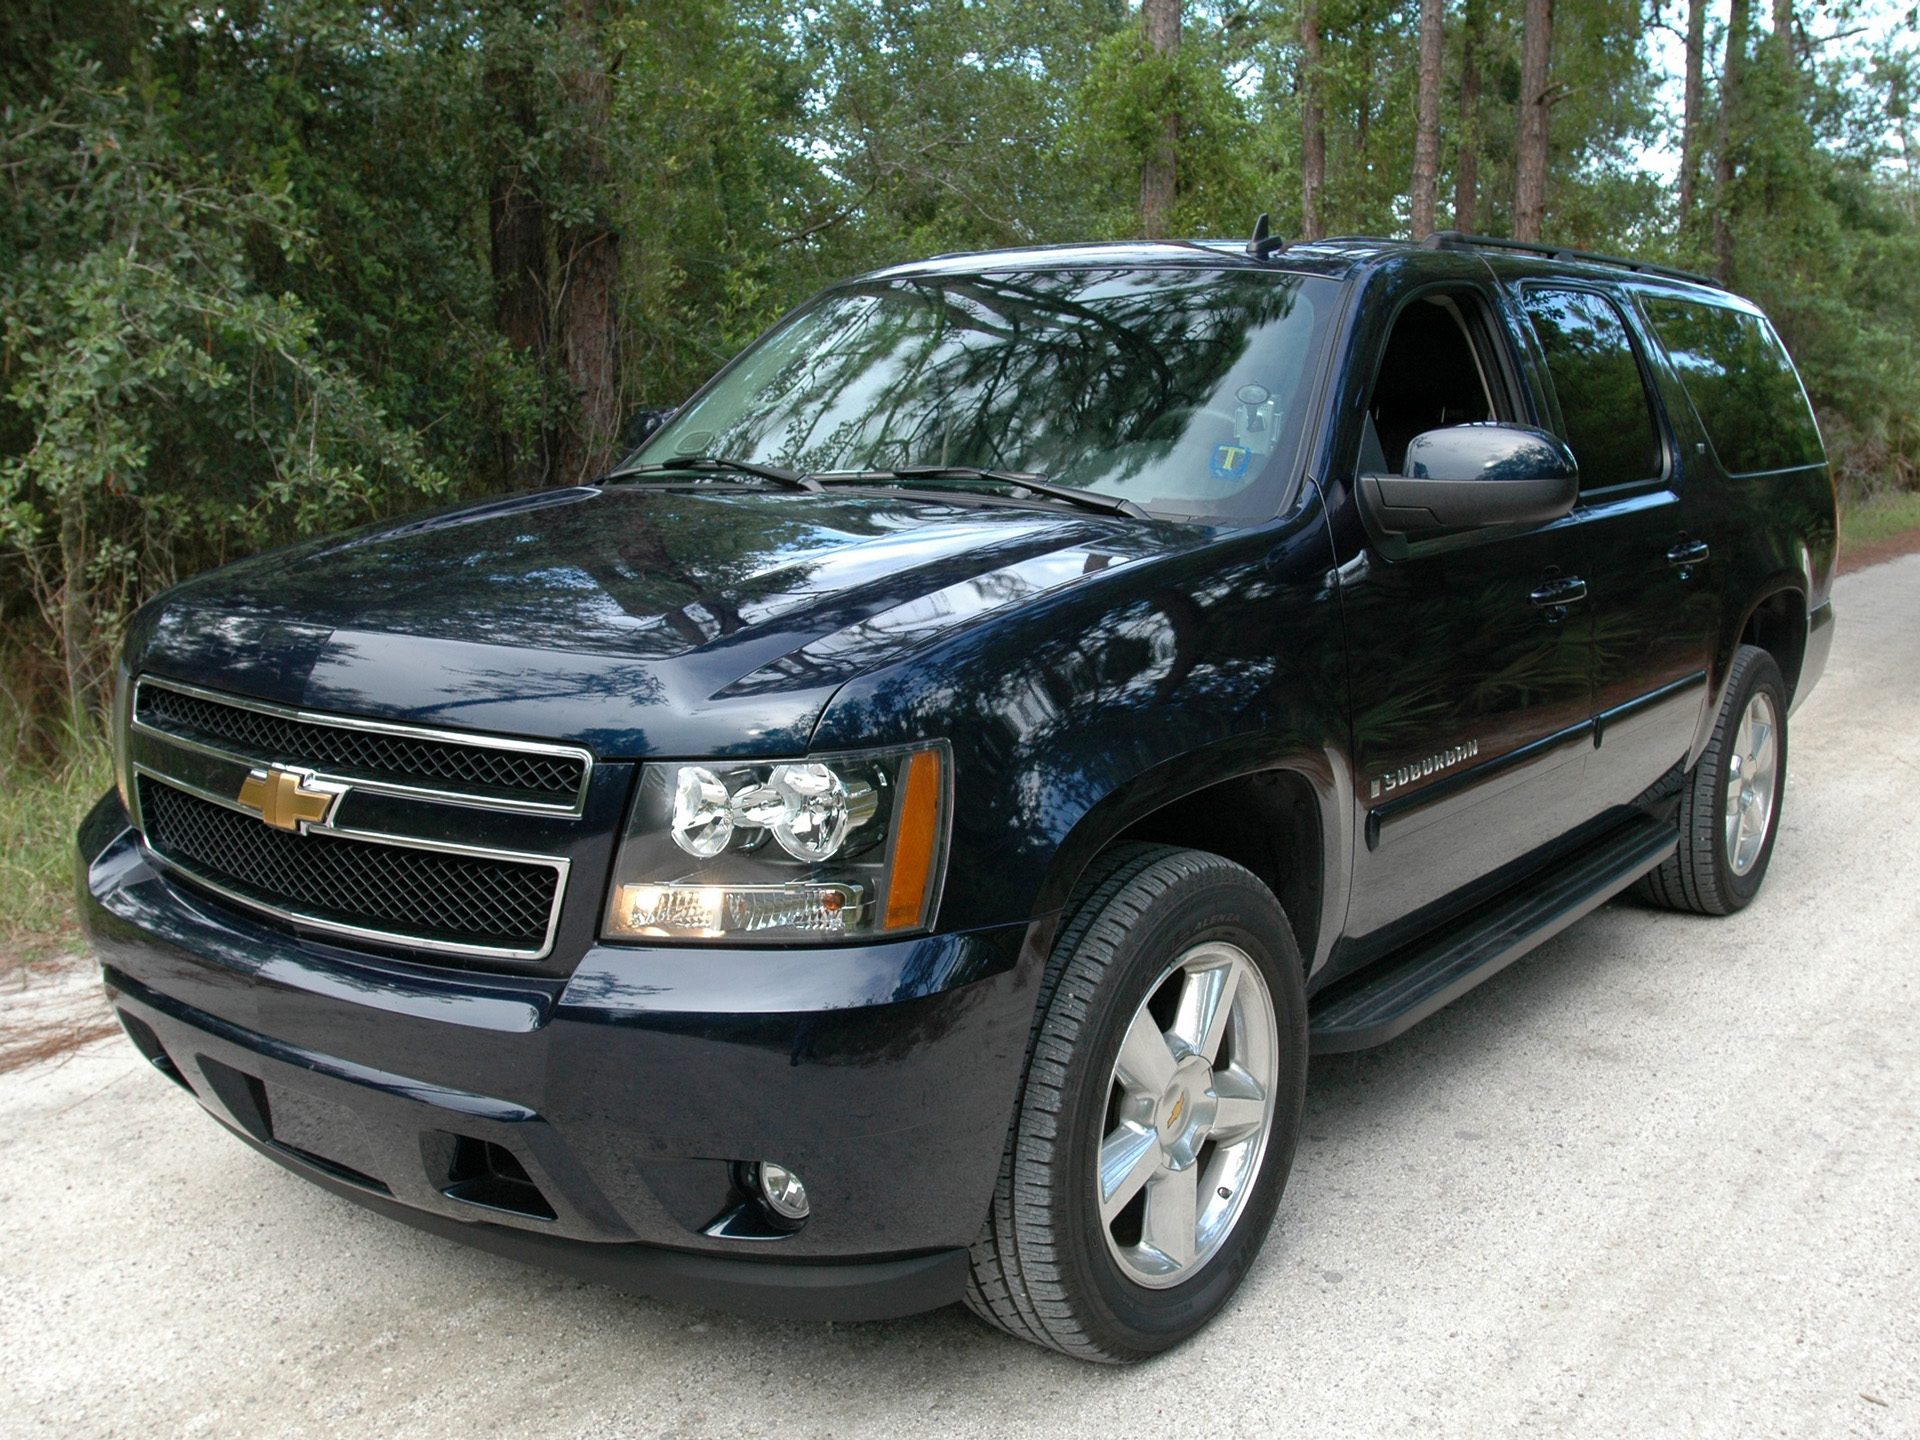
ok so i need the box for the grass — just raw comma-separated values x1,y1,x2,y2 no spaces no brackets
0,743,111,970
1840,489,1920,555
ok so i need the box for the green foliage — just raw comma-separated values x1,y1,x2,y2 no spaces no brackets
796,0,1129,256
0,56,445,736
613,1,844,396
1075,20,1260,234
1703,22,1920,500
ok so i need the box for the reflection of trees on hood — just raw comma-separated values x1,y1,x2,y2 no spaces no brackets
199,490,861,657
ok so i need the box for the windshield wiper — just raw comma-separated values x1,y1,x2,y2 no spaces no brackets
603,456,820,492
813,465,1149,519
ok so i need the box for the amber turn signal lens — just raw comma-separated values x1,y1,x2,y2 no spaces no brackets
884,748,943,930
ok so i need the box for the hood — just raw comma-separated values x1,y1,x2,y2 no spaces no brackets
129,484,1203,756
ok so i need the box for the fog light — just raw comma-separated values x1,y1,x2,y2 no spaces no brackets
756,1160,810,1221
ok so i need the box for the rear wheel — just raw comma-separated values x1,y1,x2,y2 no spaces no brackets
1638,643,1788,915
963,844,1308,1362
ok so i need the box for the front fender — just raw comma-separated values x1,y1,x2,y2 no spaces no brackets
810,486,1350,949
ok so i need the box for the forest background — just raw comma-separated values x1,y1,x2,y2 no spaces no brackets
2,0,1917,955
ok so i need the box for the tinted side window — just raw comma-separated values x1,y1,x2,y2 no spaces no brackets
1520,288,1663,491
1640,297,1824,475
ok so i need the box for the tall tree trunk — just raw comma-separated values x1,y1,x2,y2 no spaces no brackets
485,58,550,487
1678,0,1707,235
1413,0,1443,238
1455,0,1483,231
1301,0,1326,240
486,63,546,356
1714,0,1751,281
553,1,621,485
1357,41,1373,174
1139,0,1181,239
488,174,546,355
1410,0,1445,238
557,220,620,484
1771,0,1793,74
1513,0,1554,241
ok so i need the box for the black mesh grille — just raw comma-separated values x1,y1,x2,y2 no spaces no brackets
136,684,585,804
139,779,559,953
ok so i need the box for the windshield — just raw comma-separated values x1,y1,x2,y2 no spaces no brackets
627,267,1337,521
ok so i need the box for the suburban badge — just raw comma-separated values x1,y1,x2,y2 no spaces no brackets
1370,740,1480,800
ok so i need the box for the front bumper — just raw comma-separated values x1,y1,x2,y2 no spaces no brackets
80,792,1039,1321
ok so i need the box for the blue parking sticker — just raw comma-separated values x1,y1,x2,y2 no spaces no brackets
1210,443,1251,479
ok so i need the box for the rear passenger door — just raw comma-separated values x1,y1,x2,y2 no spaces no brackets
1514,284,1717,806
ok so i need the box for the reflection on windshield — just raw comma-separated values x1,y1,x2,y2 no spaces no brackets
632,268,1334,520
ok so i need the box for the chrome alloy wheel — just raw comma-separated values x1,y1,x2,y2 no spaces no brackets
1096,942,1279,1289
1725,689,1779,876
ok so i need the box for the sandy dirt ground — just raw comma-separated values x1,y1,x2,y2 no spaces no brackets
2,557,1917,1439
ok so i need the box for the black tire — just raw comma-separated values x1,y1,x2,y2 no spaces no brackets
962,844,1309,1362
1638,643,1789,915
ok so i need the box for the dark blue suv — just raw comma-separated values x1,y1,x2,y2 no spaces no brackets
79,232,1836,1361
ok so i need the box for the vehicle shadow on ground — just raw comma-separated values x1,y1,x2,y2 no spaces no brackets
1297,891,1697,1132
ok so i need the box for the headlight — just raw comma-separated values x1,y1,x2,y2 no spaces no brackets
601,742,951,943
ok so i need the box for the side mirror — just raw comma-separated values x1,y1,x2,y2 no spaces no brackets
621,406,678,449
1361,423,1578,534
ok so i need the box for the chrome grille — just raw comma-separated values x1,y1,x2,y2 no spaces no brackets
139,778,563,958
133,678,590,813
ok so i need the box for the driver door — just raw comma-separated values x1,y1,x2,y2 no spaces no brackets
1334,277,1597,945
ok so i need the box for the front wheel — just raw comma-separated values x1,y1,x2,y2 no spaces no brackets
963,844,1308,1362
1639,643,1788,915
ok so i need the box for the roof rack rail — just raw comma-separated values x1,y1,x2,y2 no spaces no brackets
1421,230,1722,289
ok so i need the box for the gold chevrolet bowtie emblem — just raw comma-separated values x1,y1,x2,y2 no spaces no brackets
237,765,344,832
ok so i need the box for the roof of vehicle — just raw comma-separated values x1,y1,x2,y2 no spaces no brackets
862,232,1750,312
864,239,1368,285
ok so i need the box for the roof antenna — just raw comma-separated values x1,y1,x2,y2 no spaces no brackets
1246,212,1286,260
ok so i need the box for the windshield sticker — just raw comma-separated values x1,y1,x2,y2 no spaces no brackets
1210,444,1252,480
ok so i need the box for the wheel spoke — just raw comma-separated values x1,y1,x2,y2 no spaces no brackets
1170,955,1241,1063
1208,1066,1267,1142
1141,1165,1199,1268
1099,1122,1162,1221
1114,1006,1178,1097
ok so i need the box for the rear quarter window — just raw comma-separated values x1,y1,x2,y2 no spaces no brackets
1639,296,1825,475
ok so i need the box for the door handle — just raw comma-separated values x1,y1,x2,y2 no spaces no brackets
1530,575,1589,608
1668,539,1710,568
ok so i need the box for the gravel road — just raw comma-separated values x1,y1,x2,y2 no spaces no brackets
4,558,1917,1440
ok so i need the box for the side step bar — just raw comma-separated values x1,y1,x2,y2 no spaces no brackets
1309,812,1678,1054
